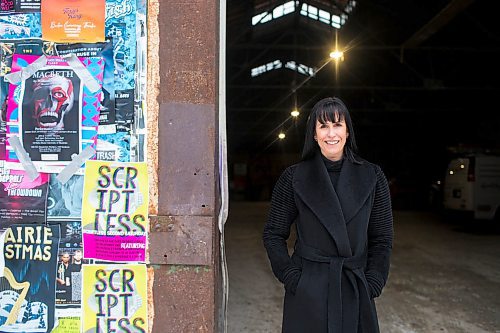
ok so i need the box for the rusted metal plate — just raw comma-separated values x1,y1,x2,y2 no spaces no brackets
151,265,214,333
158,102,216,217
158,2,216,104
149,215,213,265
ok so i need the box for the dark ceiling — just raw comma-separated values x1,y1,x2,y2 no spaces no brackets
226,0,500,179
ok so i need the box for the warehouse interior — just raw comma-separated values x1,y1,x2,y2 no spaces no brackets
224,0,500,331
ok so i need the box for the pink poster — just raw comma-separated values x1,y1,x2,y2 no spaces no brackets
82,234,146,262
5,54,103,172
0,163,49,228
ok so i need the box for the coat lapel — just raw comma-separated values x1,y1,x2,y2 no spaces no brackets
336,158,378,224
293,153,378,257
293,153,352,256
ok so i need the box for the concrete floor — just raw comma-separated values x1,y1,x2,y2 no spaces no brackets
226,201,500,333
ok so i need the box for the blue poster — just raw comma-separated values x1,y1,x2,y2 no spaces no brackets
105,0,136,91
0,224,60,333
0,13,41,39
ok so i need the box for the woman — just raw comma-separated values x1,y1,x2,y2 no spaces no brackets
263,97,393,333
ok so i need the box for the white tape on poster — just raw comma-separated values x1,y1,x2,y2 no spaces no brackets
4,55,47,84
66,53,101,93
56,145,95,184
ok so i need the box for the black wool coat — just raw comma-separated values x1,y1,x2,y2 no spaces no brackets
263,153,393,333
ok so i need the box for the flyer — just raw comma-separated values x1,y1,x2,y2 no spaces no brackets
15,0,41,13
54,220,89,325
81,264,148,333
51,220,86,332
55,39,116,132
0,0,14,14
0,13,41,39
47,174,83,218
105,0,136,91
41,0,105,43
5,54,103,172
115,88,134,125
1,39,47,160
0,162,48,228
0,224,60,333
96,132,130,162
81,160,148,262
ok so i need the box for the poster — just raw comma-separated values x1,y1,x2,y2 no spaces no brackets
55,220,87,309
0,115,4,160
41,0,105,43
0,13,41,39
105,0,136,91
56,39,116,132
81,161,148,262
47,174,83,218
0,224,60,333
82,264,147,333
52,316,80,333
5,54,103,172
15,0,41,13
0,0,14,14
52,220,86,332
0,39,47,161
0,39,47,115
115,88,134,125
96,132,130,162
0,163,48,228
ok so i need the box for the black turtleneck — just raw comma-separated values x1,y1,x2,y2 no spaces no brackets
321,154,343,189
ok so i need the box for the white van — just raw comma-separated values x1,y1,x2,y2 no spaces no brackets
443,154,500,220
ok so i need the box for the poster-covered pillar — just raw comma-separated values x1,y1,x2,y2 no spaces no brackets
147,0,222,332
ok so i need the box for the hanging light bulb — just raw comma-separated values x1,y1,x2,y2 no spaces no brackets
278,133,286,139
329,50,344,61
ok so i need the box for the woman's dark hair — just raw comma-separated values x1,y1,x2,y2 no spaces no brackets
301,97,361,163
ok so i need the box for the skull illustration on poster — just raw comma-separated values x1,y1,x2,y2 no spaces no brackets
32,75,75,130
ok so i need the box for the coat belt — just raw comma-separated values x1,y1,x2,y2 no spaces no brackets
295,243,375,333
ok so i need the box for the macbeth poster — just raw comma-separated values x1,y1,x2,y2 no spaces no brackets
21,67,81,162
0,224,60,333
5,54,103,172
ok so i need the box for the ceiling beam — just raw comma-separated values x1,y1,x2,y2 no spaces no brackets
401,0,475,49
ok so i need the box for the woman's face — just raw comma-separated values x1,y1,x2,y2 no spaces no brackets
314,119,349,161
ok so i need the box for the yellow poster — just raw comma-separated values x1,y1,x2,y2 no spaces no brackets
82,264,148,333
41,0,105,42
52,317,80,333
82,161,149,262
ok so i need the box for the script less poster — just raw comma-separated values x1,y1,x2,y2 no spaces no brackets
0,224,60,333
81,264,147,333
81,161,148,262
41,0,105,43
